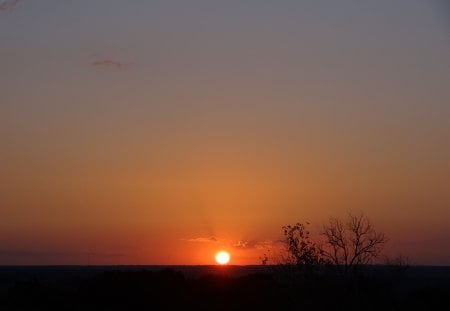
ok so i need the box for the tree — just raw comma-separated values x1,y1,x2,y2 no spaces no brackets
282,222,324,268
321,212,388,274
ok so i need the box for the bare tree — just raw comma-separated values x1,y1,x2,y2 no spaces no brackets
321,212,388,273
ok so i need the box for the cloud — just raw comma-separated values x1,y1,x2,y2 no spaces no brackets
183,236,286,251
0,249,123,258
233,239,285,250
0,0,20,13
91,58,130,70
233,240,259,249
185,237,218,243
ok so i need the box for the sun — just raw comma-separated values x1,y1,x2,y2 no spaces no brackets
215,251,231,265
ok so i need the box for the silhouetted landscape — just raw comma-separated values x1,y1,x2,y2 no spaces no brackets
2,205,449,310
1,265,449,310
2,2,450,310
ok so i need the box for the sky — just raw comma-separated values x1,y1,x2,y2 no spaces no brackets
1,0,449,265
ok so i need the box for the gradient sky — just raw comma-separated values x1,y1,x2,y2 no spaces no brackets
1,0,449,265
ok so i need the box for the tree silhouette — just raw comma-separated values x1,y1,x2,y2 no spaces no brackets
321,212,388,274
282,222,324,269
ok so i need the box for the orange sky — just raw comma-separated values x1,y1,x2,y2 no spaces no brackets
1,0,450,265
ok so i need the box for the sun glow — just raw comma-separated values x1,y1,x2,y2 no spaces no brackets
215,251,231,265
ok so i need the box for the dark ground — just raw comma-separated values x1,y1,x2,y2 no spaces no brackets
1,265,449,310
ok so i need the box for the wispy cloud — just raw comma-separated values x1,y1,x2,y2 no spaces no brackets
233,239,284,250
91,58,130,70
183,236,286,250
0,0,20,13
0,249,123,258
233,240,259,249
185,237,218,243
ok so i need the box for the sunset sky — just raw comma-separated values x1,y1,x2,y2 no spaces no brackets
1,0,449,265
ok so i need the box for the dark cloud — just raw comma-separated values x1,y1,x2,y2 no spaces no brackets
91,58,130,70
0,0,20,13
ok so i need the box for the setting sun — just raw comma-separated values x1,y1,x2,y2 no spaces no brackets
215,251,231,265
